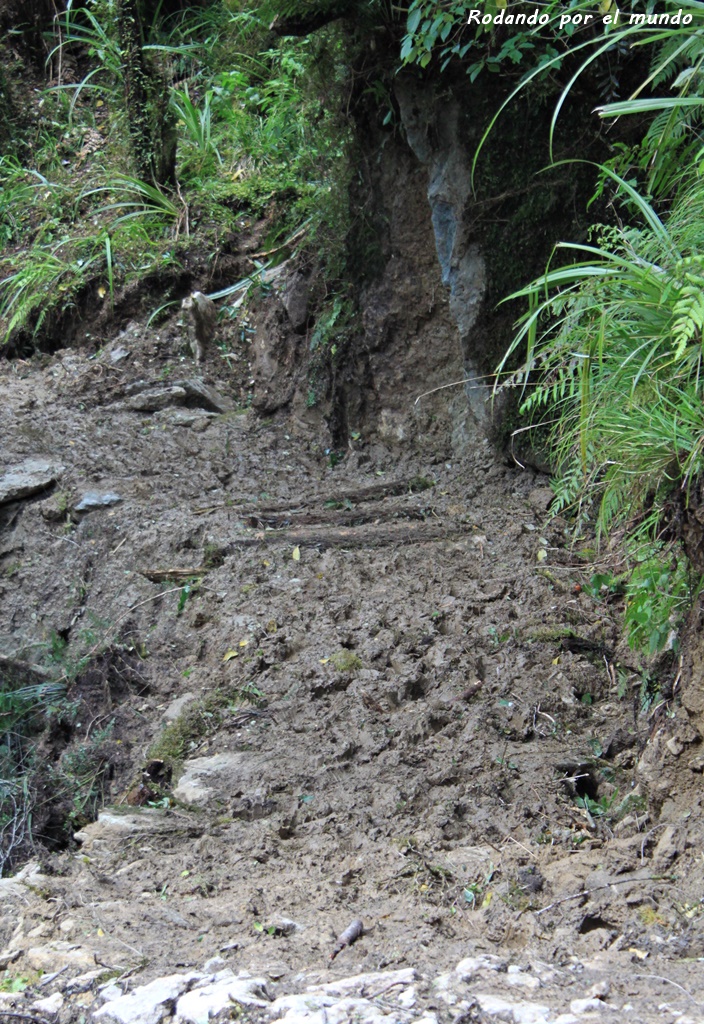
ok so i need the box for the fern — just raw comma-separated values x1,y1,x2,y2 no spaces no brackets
672,271,704,358
496,169,704,572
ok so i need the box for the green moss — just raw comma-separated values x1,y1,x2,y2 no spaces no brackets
148,684,262,770
330,649,362,672
408,476,435,492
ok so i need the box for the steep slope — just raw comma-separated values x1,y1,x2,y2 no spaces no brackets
1,297,704,1020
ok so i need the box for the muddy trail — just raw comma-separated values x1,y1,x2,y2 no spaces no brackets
2,321,704,1024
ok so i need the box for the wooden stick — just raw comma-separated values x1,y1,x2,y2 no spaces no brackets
535,876,666,916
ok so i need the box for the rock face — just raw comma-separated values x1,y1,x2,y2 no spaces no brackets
281,270,310,332
73,809,183,852
172,753,246,807
395,77,487,427
0,458,63,504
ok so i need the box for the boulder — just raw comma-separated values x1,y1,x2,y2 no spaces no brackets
94,973,204,1024
173,753,245,807
0,458,63,504
26,942,97,972
175,974,270,1023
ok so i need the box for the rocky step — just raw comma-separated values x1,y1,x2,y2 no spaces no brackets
0,955,654,1024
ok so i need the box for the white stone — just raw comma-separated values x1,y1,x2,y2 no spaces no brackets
586,981,610,1000
506,972,541,990
0,861,48,899
432,972,453,990
209,970,235,983
66,969,109,994
96,985,125,1007
126,386,187,412
94,973,203,1024
436,846,497,884
173,753,245,807
511,1006,552,1024
163,693,197,722
430,973,457,1005
570,997,607,1014
553,1016,579,1024
26,942,97,972
33,992,64,1014
666,736,684,757
0,949,21,969
474,993,551,1023
313,999,388,1024
269,991,404,1023
397,985,416,1008
268,916,302,935
314,968,415,998
455,955,505,980
175,974,270,1023
74,810,176,851
74,491,122,513
269,992,335,1019
272,1012,326,1024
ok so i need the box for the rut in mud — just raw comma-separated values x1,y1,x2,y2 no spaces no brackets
2,313,704,1024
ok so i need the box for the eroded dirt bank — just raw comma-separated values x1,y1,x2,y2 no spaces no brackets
1,314,704,1024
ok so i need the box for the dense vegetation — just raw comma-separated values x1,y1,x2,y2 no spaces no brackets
403,0,704,658
0,0,357,350
3,0,704,870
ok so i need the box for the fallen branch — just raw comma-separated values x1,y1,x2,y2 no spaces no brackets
535,876,667,916
635,974,701,1006
193,477,434,516
330,918,364,961
140,568,207,583
228,520,469,551
0,1014,54,1024
245,507,429,529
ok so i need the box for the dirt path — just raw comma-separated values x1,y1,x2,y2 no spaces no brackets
1,339,704,1023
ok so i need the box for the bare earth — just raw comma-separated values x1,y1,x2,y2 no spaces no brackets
1,317,704,1024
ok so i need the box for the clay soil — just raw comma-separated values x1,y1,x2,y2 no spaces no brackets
2,308,704,1022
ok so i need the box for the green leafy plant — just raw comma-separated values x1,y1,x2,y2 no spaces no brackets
498,169,704,508
0,663,67,874
88,175,183,229
0,238,100,341
0,974,30,993
623,546,692,654
495,168,704,652
176,579,200,616
309,295,354,356
47,1,123,115
171,85,221,166
576,790,617,818
468,3,704,190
